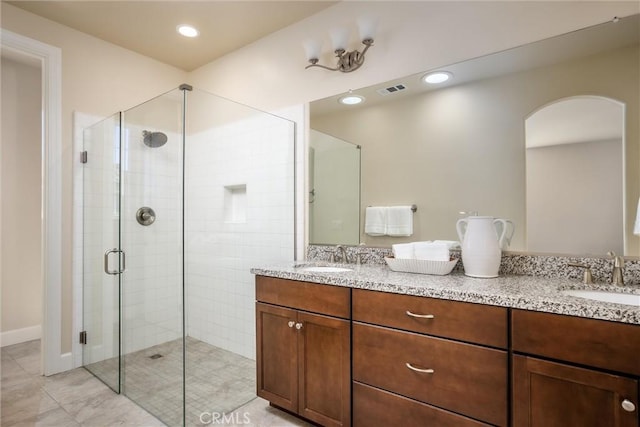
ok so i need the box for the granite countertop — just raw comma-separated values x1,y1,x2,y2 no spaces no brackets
250,261,640,325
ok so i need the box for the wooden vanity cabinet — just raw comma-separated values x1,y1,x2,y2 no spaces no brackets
255,276,351,427
512,309,640,427
352,289,509,426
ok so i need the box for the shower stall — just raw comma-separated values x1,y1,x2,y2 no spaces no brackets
81,85,295,426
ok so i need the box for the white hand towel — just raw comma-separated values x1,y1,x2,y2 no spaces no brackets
365,206,387,236
386,206,413,237
392,243,415,259
414,241,450,261
434,240,461,250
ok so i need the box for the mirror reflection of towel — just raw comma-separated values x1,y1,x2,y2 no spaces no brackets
386,206,413,237
365,207,387,236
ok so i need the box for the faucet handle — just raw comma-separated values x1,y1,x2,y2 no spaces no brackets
568,263,594,285
608,251,625,267
354,243,368,265
607,251,625,285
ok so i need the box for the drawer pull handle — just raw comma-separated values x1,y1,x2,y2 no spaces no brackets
295,322,303,330
287,321,295,328
406,363,434,374
406,310,435,319
622,399,636,412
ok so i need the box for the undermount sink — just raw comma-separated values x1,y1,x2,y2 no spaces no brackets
561,289,640,307
300,266,353,273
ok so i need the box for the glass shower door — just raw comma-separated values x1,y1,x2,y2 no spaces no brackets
120,89,185,426
82,113,122,392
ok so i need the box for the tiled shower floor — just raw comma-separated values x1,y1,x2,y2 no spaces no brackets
86,337,256,426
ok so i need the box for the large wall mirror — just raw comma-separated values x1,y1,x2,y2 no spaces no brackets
309,14,639,257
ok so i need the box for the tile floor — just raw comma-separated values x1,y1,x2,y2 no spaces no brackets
1,340,311,427
87,337,258,426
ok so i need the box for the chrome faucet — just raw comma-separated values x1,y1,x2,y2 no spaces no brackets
608,251,625,286
330,245,349,263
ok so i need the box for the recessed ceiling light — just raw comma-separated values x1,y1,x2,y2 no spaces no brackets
423,71,452,84
177,25,199,38
338,94,365,105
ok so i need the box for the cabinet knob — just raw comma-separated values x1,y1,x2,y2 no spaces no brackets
295,322,303,330
622,399,636,412
287,321,295,328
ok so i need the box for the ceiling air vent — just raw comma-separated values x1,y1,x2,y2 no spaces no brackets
376,84,407,96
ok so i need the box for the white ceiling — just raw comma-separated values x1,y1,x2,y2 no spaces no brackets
7,1,337,71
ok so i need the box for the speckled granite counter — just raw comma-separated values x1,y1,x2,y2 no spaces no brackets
251,262,640,325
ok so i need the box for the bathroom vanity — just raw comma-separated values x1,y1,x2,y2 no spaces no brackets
252,264,640,427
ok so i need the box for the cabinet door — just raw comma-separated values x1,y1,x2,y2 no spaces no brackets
256,302,298,412
298,311,351,427
513,355,639,427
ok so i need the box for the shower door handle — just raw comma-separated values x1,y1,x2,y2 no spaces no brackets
104,248,125,275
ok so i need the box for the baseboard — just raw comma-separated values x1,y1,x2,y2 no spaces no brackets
1,325,42,347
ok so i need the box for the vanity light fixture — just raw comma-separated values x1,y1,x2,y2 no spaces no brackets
423,71,453,84
304,17,377,73
177,25,199,38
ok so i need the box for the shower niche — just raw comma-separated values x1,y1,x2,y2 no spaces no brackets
81,85,295,426
224,184,247,224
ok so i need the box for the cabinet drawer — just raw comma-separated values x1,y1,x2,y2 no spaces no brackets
353,382,490,427
512,310,640,376
256,276,350,319
352,289,507,348
353,322,508,426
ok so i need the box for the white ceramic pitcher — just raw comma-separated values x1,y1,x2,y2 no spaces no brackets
456,216,514,278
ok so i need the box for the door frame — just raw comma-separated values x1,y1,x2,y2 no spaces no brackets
1,29,64,375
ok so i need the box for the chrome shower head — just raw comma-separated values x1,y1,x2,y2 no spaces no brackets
142,130,168,148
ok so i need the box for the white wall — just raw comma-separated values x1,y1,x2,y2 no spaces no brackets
1,57,43,345
527,139,623,255
185,96,295,359
1,3,187,353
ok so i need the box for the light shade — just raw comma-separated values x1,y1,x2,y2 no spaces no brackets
357,16,378,41
329,27,350,51
177,25,199,38
634,198,640,235
303,39,322,61
423,71,452,84
338,94,365,105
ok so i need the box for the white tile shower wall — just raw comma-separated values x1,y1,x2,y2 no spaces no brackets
120,124,183,355
185,114,295,360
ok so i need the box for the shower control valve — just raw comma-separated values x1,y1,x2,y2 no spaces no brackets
136,207,156,226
